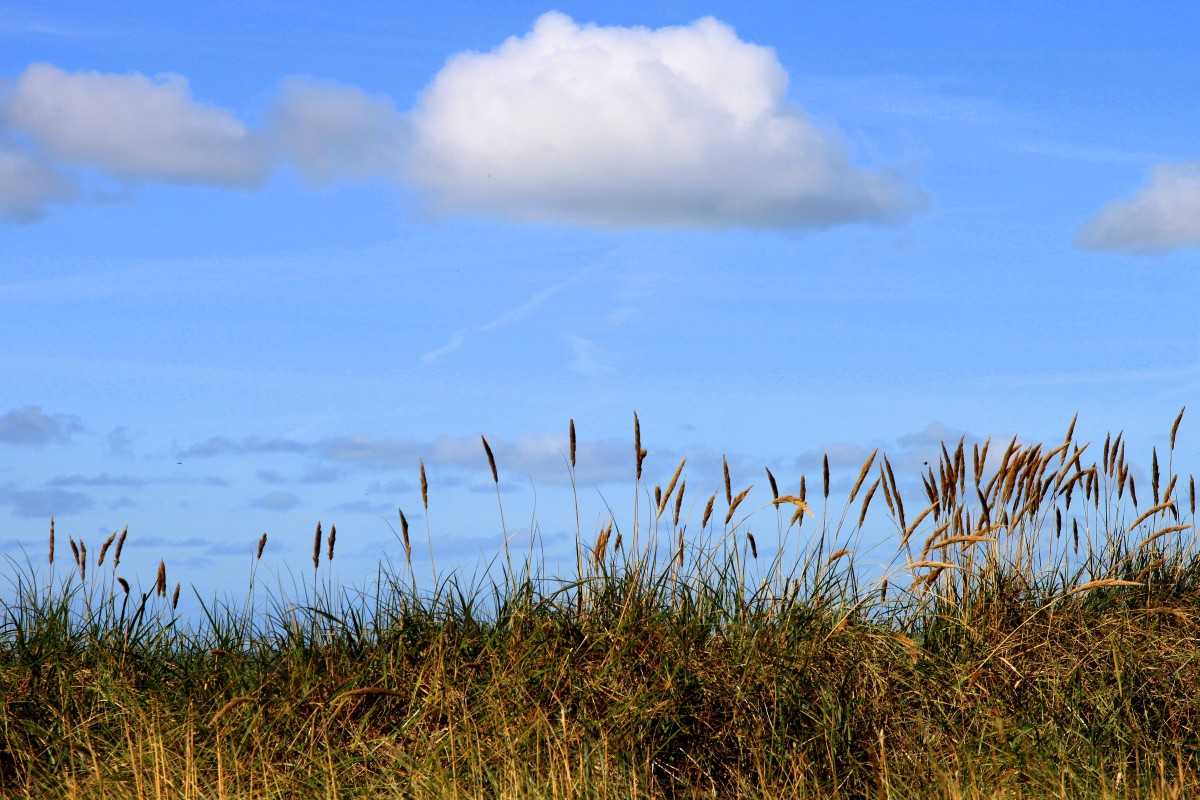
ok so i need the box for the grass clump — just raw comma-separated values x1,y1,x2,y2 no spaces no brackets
2,412,1200,798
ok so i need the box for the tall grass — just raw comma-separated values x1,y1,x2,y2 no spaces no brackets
1,412,1198,798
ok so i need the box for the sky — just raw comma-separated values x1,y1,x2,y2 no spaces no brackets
2,1,1198,608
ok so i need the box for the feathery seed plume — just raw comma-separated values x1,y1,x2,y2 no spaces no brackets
312,522,322,569
482,436,498,483
723,457,732,506
113,526,128,568
420,459,429,510
98,530,117,566
701,493,716,529
1171,406,1186,450
765,467,779,500
399,508,411,565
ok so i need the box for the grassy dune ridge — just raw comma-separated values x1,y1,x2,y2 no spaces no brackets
2,412,1199,798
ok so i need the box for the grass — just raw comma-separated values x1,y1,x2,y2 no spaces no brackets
2,412,1200,798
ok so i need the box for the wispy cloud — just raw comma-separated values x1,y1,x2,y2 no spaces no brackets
106,426,133,457
564,334,609,376
181,430,632,486
46,473,147,488
0,483,94,517
421,270,588,364
249,491,302,511
419,329,467,365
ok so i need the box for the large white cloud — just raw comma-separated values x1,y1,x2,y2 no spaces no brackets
1078,163,1200,253
5,63,270,185
407,12,917,229
0,143,76,220
270,77,406,185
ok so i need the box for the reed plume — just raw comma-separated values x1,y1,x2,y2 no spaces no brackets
399,508,412,566
482,436,498,483
312,522,322,569
113,526,128,568
569,419,576,469
98,530,117,566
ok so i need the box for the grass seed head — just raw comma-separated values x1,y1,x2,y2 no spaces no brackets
1171,406,1186,450
823,454,830,498
98,530,117,567
701,493,715,529
113,526,127,568
172,582,180,610
256,532,267,560
69,537,79,566
723,457,732,506
399,508,411,565
48,517,54,565
312,522,322,569
765,467,779,500
634,413,646,480
569,419,576,469
420,459,429,510
481,436,498,483
156,560,166,597
747,532,757,559
725,485,753,526
327,524,336,561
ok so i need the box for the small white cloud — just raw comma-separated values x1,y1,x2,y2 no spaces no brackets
6,63,269,185
271,77,406,185
408,12,918,229
0,142,76,221
1078,162,1200,253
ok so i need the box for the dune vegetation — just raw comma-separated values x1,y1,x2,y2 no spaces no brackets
2,412,1199,798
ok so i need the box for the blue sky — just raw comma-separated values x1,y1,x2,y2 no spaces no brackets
2,1,1197,605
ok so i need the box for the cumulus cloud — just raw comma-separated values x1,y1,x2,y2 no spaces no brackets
407,12,917,229
1078,163,1200,253
6,63,270,185
0,405,82,447
271,77,406,184
0,142,77,220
